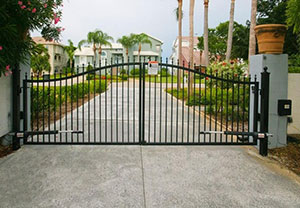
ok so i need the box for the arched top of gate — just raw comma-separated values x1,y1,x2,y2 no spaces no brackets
159,62,258,85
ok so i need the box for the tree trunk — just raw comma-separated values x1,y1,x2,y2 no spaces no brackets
98,46,102,66
204,0,209,66
248,0,257,72
138,43,141,62
70,59,73,70
189,0,195,95
177,0,183,90
226,0,235,61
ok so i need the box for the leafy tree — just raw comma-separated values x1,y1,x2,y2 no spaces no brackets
286,0,300,34
78,30,113,65
198,21,249,61
131,33,152,61
257,0,299,55
117,35,135,61
95,30,113,58
64,40,76,69
31,44,51,76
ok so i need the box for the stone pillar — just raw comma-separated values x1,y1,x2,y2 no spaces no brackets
250,54,288,148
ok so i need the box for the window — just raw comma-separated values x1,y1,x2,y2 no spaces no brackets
101,51,107,57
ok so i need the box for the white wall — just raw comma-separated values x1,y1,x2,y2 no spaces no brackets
288,74,300,134
0,75,13,137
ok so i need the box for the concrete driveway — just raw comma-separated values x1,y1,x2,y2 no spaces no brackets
1,145,300,208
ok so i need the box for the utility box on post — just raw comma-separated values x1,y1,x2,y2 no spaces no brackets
250,54,288,149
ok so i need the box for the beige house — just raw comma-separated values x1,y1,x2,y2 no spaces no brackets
32,37,68,74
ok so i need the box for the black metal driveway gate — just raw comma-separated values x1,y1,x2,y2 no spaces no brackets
21,59,270,155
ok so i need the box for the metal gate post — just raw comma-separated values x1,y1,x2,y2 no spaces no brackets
23,74,28,144
259,67,270,156
12,64,21,150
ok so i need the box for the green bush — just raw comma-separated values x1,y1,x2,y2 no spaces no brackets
289,54,300,73
130,68,140,76
159,68,170,77
62,67,75,75
31,80,107,118
167,86,249,121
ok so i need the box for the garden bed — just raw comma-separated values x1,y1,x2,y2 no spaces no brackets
0,145,13,159
269,134,300,176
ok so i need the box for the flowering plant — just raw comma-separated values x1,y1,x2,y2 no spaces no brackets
205,59,248,88
0,0,64,77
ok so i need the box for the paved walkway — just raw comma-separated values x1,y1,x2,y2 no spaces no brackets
0,145,300,208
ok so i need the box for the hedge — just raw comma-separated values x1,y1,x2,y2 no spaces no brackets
31,80,107,117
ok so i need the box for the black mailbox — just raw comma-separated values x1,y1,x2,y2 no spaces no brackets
278,100,292,116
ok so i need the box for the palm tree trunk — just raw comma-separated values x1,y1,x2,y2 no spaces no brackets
248,0,257,72
138,43,141,62
189,0,195,94
204,0,209,66
226,0,235,61
70,59,73,70
177,0,183,90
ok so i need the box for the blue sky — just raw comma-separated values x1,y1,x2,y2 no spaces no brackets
33,0,252,59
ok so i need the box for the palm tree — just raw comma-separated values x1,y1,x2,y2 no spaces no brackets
189,0,195,93
226,0,236,61
95,30,114,60
78,31,100,64
117,35,135,61
63,39,76,69
203,0,209,66
176,0,183,89
248,0,257,66
131,33,152,61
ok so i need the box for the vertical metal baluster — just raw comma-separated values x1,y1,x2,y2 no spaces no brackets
48,73,51,142
204,68,207,143
237,74,240,143
65,68,68,142
93,62,96,143
71,67,74,143
181,61,185,143
99,60,102,143
192,64,196,143
30,73,34,142
248,75,252,140
54,72,57,143
187,64,190,143
226,73,229,143
127,57,130,143
59,71,62,142
116,59,119,143
148,60,151,143
165,58,168,143
23,75,28,144
209,70,212,143
242,75,246,143
111,58,113,142
122,57,124,143
171,59,174,143
176,60,179,143
76,66,79,142
87,63,91,142
82,64,85,142
231,72,235,143
198,67,202,143
220,72,224,143
142,58,146,144
159,59,162,143
105,60,108,143
133,58,136,143
215,72,218,143
42,72,45,142
154,62,157,143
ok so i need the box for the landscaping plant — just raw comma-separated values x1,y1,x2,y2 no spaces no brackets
0,0,63,76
